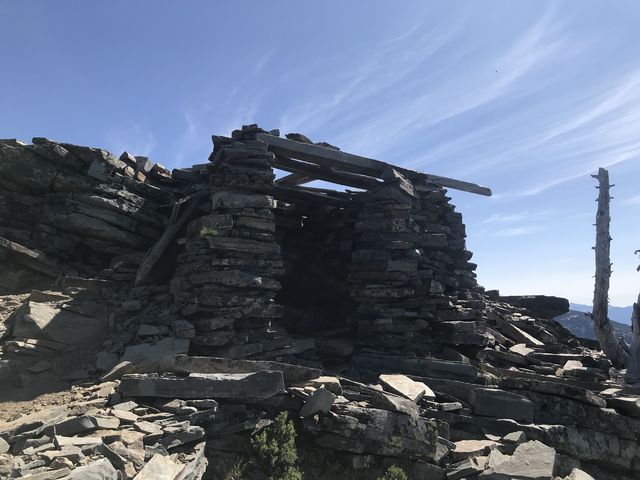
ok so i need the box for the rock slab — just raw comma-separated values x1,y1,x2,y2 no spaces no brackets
119,371,285,399
379,373,435,402
470,388,534,423
480,440,555,479
300,388,336,417
63,458,119,479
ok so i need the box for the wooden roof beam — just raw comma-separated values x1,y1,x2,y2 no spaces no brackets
256,133,492,196
272,154,381,190
275,172,314,186
272,184,350,208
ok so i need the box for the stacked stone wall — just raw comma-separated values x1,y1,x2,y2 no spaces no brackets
348,179,488,356
171,140,284,359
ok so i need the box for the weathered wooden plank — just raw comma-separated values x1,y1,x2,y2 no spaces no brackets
382,168,415,198
273,154,381,190
258,133,386,177
414,175,492,197
135,190,208,286
275,172,313,186
297,186,351,197
0,236,60,277
256,133,492,196
272,184,350,207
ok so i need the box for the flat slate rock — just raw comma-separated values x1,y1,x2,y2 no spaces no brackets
100,361,136,382
159,425,205,450
0,436,9,454
133,453,184,479
121,338,190,366
353,353,479,381
370,390,420,417
119,371,285,399
502,431,527,444
308,376,342,395
300,388,336,418
0,405,68,437
55,435,102,446
607,396,640,417
174,355,320,384
54,415,97,436
379,373,435,402
470,388,534,423
306,405,438,461
563,468,595,480
447,456,487,480
19,468,72,480
452,439,497,460
63,458,119,479
13,301,105,345
480,440,555,479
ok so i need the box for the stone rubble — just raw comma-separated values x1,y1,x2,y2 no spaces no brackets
0,126,639,479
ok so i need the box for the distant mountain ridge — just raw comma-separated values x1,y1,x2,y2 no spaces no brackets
556,310,633,344
569,303,632,325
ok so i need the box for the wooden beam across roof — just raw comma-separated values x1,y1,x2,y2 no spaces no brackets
275,172,313,186
272,184,350,208
272,154,381,190
256,133,492,197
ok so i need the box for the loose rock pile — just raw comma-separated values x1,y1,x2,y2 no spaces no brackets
0,380,208,479
0,127,639,480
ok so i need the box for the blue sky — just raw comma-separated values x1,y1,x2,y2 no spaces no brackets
2,1,639,305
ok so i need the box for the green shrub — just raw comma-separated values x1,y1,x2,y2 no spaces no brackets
251,411,303,480
224,459,248,480
377,465,408,480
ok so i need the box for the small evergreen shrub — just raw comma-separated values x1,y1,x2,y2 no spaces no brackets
377,465,409,480
224,459,248,480
251,411,303,480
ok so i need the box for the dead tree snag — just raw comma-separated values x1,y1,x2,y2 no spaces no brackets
591,167,628,367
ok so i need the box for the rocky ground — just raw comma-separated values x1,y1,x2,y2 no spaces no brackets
2,276,638,480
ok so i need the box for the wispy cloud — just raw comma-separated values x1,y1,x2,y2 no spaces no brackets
491,225,547,237
277,18,465,138
266,6,640,201
173,50,274,166
269,4,568,199
339,15,563,159
461,67,640,197
253,49,275,76
517,144,640,196
622,194,640,206
482,210,552,224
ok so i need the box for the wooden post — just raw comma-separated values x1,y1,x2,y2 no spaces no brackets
591,168,628,367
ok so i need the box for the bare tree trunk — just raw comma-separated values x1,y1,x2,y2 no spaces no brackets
591,167,628,367
625,294,640,382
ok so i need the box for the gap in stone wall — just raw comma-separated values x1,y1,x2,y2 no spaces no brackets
274,204,357,338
